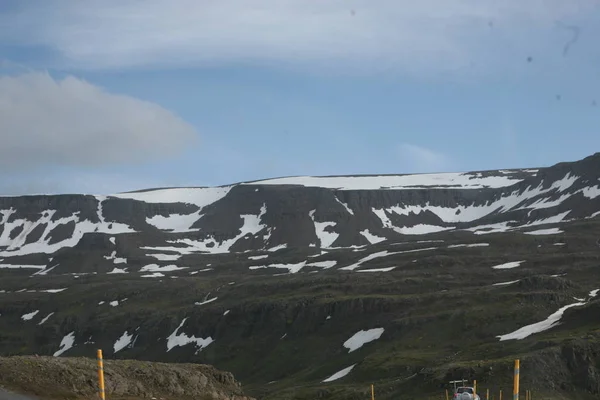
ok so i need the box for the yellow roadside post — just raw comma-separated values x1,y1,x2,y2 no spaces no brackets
499,389,502,400
445,389,449,400
97,349,106,400
486,388,489,400
513,359,520,400
474,380,477,396
370,384,374,400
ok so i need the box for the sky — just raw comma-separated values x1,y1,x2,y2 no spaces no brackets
1,0,600,195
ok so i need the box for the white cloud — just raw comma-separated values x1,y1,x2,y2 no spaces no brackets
0,72,197,169
398,143,450,173
0,0,596,77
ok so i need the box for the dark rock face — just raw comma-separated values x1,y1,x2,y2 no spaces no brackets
0,154,600,400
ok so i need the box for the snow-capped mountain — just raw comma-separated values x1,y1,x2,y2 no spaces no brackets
0,153,599,275
2,154,600,400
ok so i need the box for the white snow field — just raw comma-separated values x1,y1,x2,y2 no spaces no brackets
247,172,525,190
343,328,385,352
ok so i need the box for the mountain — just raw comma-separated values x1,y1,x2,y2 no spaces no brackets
1,153,600,399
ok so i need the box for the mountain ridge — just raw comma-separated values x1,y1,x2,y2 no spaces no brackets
1,153,600,399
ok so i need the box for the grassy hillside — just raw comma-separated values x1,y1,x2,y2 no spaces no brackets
1,218,600,399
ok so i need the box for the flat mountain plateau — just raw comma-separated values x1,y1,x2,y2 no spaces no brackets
2,153,600,400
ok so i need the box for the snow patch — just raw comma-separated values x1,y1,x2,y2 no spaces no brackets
147,253,182,261
356,267,396,272
492,261,525,270
322,364,356,383
492,280,520,286
155,204,268,254
524,228,563,235
334,197,354,215
195,297,218,306
21,310,39,321
307,260,337,269
53,331,75,357
114,331,134,353
166,318,214,353
343,328,385,352
140,264,186,272
108,267,128,274
38,312,54,325
497,302,586,341
360,229,386,245
142,272,165,278
309,210,339,248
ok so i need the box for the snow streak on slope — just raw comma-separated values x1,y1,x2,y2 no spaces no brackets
307,260,337,269
356,266,396,272
248,172,525,190
104,251,127,264
371,173,579,236
340,247,439,271
166,318,214,353
309,210,339,248
492,280,520,286
112,187,232,206
155,204,269,254
322,364,356,382
524,228,563,235
0,200,135,257
343,328,385,352
497,301,586,341
340,251,396,271
38,312,54,325
334,197,354,215
195,297,218,306
21,310,39,321
140,264,186,272
492,261,525,270
113,187,232,232
360,229,386,244
250,261,307,274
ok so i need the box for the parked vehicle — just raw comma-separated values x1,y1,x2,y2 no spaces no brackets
453,386,480,400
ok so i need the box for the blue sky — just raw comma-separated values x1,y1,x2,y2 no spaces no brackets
1,0,600,195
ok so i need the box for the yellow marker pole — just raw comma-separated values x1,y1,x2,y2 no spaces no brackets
371,384,374,400
97,349,106,400
445,389,449,400
474,380,477,397
486,388,489,400
513,359,520,400
499,389,502,400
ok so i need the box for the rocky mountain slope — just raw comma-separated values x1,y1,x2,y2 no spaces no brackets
1,153,600,399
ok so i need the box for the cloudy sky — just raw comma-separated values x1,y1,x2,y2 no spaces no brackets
1,0,600,195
